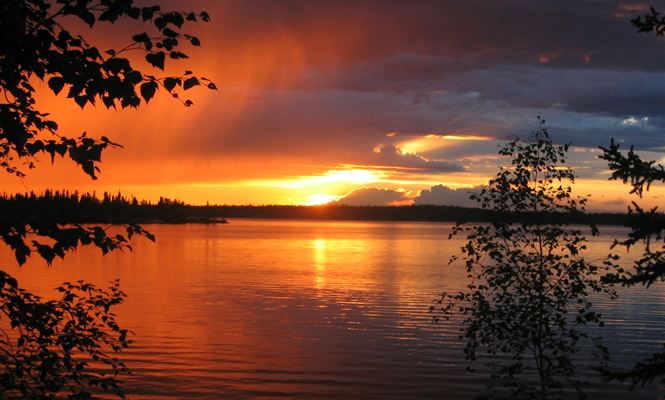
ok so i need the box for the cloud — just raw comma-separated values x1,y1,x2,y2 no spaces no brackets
17,0,665,207
198,0,665,78
369,145,464,172
336,184,484,207
413,184,483,207
335,187,413,206
85,1,665,163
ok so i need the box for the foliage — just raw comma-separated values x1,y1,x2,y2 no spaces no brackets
433,118,618,400
1,0,214,180
0,0,213,398
599,139,665,287
598,140,665,387
631,6,665,37
0,275,131,399
591,6,665,388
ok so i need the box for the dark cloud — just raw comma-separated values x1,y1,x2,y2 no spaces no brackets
370,145,464,172
336,184,485,207
69,1,665,187
413,185,483,207
155,0,665,160
335,187,412,206
199,0,665,73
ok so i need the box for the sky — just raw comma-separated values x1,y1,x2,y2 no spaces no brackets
7,0,665,211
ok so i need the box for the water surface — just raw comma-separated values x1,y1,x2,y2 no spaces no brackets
4,220,664,399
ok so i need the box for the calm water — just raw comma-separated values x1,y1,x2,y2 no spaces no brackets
4,219,665,399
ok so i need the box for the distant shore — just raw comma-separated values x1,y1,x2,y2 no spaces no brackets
0,191,632,225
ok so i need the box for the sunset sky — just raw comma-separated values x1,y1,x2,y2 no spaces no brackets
7,0,665,210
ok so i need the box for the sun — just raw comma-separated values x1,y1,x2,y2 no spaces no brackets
304,194,340,205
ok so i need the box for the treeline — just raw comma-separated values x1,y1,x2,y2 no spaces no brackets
0,190,630,225
0,190,185,224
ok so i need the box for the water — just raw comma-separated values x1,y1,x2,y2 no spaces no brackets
3,220,665,399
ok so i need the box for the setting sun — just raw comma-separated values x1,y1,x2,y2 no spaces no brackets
304,193,340,205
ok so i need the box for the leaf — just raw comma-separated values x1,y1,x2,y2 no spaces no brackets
15,249,28,266
154,17,167,31
81,11,96,27
162,28,179,38
145,52,166,70
102,96,115,109
162,38,178,51
183,77,199,90
141,7,154,21
128,7,141,19
125,70,143,85
163,77,180,92
207,82,218,90
169,51,188,59
48,77,66,95
169,12,185,28
67,84,84,99
190,36,201,46
34,242,56,265
140,81,158,103
132,32,150,43
104,58,131,74
75,96,88,109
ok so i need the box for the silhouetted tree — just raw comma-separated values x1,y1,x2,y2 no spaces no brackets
433,118,618,400
631,6,665,36
598,142,665,388
590,6,665,390
0,1,213,398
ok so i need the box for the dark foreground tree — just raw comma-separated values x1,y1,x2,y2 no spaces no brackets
0,0,213,398
433,118,618,400
598,140,665,388
590,6,665,389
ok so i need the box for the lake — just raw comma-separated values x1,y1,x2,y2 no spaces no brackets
4,219,665,399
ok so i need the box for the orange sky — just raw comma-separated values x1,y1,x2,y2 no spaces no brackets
4,1,665,211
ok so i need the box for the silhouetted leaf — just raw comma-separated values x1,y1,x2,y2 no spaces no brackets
14,249,28,266
33,242,55,265
154,16,166,30
140,81,158,103
102,96,115,108
48,77,66,95
169,51,188,59
132,32,150,43
162,37,178,51
183,77,199,90
141,7,154,21
169,12,185,28
80,11,96,27
74,96,88,109
128,7,141,19
145,52,165,70
163,77,180,92
163,28,179,38
105,58,131,74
